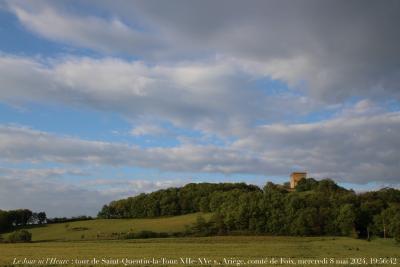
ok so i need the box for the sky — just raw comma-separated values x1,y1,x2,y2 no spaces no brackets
0,0,400,217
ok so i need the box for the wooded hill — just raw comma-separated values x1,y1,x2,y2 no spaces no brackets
98,179,400,240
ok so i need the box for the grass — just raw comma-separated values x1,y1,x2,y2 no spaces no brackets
0,236,399,266
1,213,211,242
1,214,399,266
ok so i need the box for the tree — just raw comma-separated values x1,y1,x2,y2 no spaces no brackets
209,213,227,235
98,182,261,219
374,204,400,241
296,178,318,192
290,207,319,236
336,204,357,236
97,205,111,219
392,220,400,243
37,212,47,224
0,210,12,233
190,215,213,236
7,209,33,226
29,213,39,225
93,180,399,240
7,230,32,243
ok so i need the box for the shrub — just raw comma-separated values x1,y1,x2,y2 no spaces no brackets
7,230,32,243
134,230,160,239
122,230,170,239
393,221,400,243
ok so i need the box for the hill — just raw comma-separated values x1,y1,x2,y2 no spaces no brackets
1,180,400,241
98,182,260,219
97,179,400,240
1,213,211,242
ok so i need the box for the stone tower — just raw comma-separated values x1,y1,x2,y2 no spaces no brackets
290,172,307,189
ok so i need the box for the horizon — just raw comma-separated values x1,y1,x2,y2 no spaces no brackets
1,0,400,217
1,176,396,218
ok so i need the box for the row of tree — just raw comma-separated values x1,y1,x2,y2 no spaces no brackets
98,179,400,240
98,183,260,218
46,215,93,224
0,209,46,233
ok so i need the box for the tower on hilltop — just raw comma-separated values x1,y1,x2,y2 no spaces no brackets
290,172,307,189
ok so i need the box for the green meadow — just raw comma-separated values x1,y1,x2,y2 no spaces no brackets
1,236,399,267
1,213,211,242
1,214,400,266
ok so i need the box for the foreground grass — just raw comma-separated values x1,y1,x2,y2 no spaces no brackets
2,213,211,242
0,236,399,266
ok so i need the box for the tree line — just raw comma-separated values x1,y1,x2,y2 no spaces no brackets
98,179,400,241
0,209,47,233
98,183,260,218
46,215,93,224
0,209,96,234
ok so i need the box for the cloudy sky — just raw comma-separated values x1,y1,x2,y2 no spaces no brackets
1,0,399,217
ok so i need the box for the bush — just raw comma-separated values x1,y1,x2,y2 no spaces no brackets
187,215,218,237
392,221,400,243
134,230,167,239
7,230,32,243
122,230,170,239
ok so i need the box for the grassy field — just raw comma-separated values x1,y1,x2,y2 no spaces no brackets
1,215,399,266
0,236,399,266
1,213,211,242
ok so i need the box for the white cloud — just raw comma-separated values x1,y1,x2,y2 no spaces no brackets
0,175,107,217
1,105,400,185
0,167,185,217
130,123,168,136
0,55,316,137
6,0,400,101
232,106,400,184
7,2,161,56
0,167,87,180
0,100,399,215
0,125,262,173
81,178,184,196
1,0,400,216
0,167,108,217
0,125,136,165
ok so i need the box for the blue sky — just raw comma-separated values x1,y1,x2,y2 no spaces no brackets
1,0,400,216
